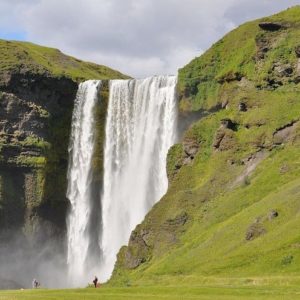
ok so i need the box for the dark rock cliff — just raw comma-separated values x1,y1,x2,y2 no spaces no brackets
0,70,77,242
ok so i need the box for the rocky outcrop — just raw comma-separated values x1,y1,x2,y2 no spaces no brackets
246,209,279,241
273,121,298,145
122,228,152,269
245,220,266,241
182,138,199,164
255,35,271,60
166,212,188,226
220,118,237,130
213,130,234,151
259,22,283,31
217,71,243,84
117,212,189,272
273,63,293,77
213,119,237,151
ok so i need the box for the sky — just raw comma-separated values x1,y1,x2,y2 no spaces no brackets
0,0,299,78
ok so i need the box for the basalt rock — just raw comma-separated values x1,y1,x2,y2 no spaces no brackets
0,71,78,241
259,22,283,31
238,102,247,112
256,37,270,60
220,118,237,130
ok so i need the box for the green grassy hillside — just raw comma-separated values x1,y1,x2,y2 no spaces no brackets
0,40,129,81
111,6,300,286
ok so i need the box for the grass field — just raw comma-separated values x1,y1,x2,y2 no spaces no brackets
1,282,300,300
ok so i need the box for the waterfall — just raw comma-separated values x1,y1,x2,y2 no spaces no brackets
66,80,102,287
66,76,177,285
100,75,178,280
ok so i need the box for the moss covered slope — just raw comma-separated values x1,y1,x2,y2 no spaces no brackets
0,39,129,81
111,6,300,285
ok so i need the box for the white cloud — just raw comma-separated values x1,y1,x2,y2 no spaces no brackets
0,0,299,77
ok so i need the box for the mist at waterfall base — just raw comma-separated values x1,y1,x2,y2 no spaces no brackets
0,229,67,289
67,76,178,287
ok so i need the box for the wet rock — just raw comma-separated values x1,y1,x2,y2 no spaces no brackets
259,22,283,31
268,210,279,220
238,102,247,112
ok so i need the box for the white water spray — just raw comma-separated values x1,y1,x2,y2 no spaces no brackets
100,75,177,280
66,80,101,287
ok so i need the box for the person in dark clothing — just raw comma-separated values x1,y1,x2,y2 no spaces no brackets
93,276,98,288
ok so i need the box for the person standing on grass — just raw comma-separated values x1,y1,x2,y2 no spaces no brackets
32,278,38,289
93,276,98,288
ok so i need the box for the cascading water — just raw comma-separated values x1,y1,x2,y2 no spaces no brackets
66,76,177,285
100,75,178,280
66,80,102,287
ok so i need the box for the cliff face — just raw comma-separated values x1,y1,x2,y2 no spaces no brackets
0,72,77,241
0,40,128,244
111,6,300,285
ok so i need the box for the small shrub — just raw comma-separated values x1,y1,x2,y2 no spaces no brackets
281,255,293,266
